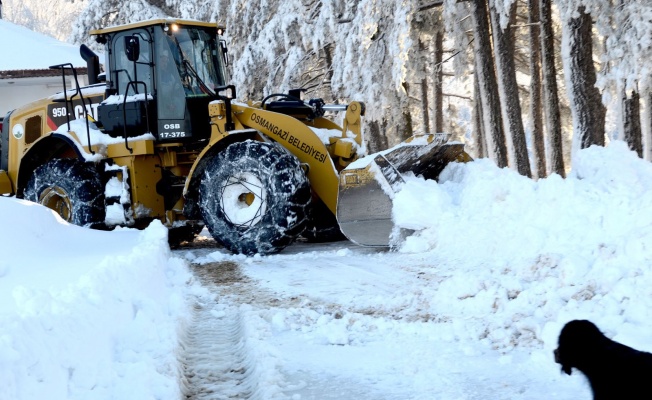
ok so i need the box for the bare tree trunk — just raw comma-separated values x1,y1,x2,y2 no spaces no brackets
399,82,414,141
473,70,486,158
563,6,605,150
622,88,643,157
399,111,413,142
323,43,335,101
470,0,508,168
528,0,546,178
421,78,430,133
366,120,389,153
614,0,642,158
419,39,430,133
540,0,565,177
489,0,531,177
433,30,444,133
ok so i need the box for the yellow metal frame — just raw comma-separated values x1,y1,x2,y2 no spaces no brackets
2,17,376,232
0,171,12,194
194,100,365,215
236,105,340,213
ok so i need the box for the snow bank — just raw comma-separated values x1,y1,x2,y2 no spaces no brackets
393,140,652,351
0,198,191,400
2,140,651,399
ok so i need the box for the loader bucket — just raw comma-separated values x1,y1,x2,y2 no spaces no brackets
336,135,471,247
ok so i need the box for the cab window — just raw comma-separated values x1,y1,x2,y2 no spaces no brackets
111,29,153,97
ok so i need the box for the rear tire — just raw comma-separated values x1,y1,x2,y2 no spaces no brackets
168,222,205,248
24,158,105,227
199,140,311,255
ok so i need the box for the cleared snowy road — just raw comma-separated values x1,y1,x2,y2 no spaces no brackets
180,244,402,400
175,236,588,400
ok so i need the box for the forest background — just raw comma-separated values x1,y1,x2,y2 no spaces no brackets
3,0,651,178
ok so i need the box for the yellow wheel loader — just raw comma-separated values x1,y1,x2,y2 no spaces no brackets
0,19,471,255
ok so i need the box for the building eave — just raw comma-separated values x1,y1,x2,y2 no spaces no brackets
0,67,88,80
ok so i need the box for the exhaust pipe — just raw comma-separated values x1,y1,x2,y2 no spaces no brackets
80,44,100,85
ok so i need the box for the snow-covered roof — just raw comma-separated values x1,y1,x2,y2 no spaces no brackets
0,19,86,72
89,18,219,36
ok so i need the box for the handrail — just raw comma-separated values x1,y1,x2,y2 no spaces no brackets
121,81,151,154
49,63,95,155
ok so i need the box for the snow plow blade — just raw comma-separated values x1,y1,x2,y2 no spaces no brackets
336,135,471,247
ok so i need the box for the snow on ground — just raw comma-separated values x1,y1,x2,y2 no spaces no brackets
0,202,191,400
2,140,652,399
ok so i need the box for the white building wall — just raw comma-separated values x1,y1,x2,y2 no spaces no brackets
0,74,88,117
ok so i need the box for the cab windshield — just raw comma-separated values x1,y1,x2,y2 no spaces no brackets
160,26,227,97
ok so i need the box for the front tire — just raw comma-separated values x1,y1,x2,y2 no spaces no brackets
199,140,311,255
24,158,105,227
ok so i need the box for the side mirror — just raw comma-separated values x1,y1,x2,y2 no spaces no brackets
125,36,140,62
220,39,229,66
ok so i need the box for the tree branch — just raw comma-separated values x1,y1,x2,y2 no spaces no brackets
419,1,444,11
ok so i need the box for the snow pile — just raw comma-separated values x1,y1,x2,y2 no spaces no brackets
0,199,191,400
2,141,652,399
187,140,652,398
393,140,652,350
54,119,155,162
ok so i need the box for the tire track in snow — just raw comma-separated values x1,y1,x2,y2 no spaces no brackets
179,261,259,400
177,252,414,400
179,258,386,400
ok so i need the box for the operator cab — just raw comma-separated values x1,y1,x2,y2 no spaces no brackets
91,19,229,142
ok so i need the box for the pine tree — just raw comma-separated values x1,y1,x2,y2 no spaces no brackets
489,0,531,177
470,0,508,168
540,0,564,177
562,5,605,151
528,0,546,178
